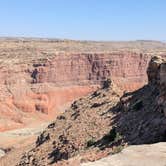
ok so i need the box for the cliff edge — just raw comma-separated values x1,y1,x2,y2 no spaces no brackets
17,56,166,166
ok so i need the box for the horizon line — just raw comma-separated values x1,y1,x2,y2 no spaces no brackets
0,36,165,43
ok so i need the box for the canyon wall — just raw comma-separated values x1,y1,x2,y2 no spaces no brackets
17,55,166,166
147,56,166,117
33,52,150,90
0,52,151,131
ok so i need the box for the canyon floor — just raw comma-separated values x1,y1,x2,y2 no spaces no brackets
0,39,166,165
0,123,49,166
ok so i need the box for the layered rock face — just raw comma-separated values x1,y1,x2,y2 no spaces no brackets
17,56,166,166
147,56,166,116
82,56,166,166
0,49,152,131
1,39,166,132
33,52,150,90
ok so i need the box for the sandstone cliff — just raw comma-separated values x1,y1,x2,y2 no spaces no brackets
31,52,150,89
147,56,166,117
17,56,166,166
83,56,166,165
0,39,157,131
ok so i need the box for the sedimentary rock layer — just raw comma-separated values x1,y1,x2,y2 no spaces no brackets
3,39,165,131
17,56,166,166
33,52,150,90
147,56,166,117
0,51,152,131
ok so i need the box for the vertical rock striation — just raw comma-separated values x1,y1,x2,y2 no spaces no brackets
0,52,152,131
147,56,166,117
33,52,150,90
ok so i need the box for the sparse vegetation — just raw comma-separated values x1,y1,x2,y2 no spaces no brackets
111,145,124,154
103,128,122,143
57,115,66,120
103,128,117,142
91,91,100,98
132,100,143,111
1,40,165,166
86,138,96,147
102,79,112,89
91,102,104,108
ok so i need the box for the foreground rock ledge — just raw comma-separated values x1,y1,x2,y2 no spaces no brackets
0,149,5,158
81,142,166,166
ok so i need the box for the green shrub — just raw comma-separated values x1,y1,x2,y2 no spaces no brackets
102,79,112,89
86,139,96,147
103,128,122,143
112,145,124,154
132,100,143,111
103,128,117,142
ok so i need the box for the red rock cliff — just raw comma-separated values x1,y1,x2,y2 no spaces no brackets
147,56,166,116
33,52,150,90
0,52,151,131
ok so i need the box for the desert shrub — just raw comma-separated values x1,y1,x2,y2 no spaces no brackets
86,138,96,147
71,101,78,109
114,132,123,142
103,128,117,142
103,128,122,143
91,91,100,98
112,145,124,154
132,100,143,111
91,102,104,108
102,79,112,89
48,122,56,128
57,115,66,120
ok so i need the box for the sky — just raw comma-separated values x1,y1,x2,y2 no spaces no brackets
0,0,165,41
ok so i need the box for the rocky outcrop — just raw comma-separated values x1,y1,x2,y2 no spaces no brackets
1,39,165,132
33,52,150,90
81,143,166,166
147,56,166,116
0,48,152,131
17,83,122,166
147,56,166,86
17,56,166,166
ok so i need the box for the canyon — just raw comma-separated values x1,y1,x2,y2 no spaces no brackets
82,55,166,166
16,55,166,166
1,39,164,131
0,39,166,166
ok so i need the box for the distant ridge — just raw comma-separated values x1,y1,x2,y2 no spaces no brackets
0,37,165,44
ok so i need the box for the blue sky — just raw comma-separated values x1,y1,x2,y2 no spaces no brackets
0,0,165,41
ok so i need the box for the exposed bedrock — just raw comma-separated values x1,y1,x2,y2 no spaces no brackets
33,52,150,90
0,52,152,131
17,55,166,166
147,56,166,117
